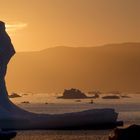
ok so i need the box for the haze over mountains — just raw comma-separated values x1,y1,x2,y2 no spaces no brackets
6,43,140,93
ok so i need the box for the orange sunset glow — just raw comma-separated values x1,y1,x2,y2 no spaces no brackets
1,0,140,51
0,0,140,139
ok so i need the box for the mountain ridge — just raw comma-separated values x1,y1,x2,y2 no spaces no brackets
6,42,140,93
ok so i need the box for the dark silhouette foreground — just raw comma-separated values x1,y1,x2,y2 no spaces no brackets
109,124,140,140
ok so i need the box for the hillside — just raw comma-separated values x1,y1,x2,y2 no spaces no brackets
6,43,140,93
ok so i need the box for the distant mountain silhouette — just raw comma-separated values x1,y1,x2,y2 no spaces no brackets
6,42,140,93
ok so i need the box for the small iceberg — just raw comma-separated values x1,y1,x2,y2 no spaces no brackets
58,88,99,99
102,95,120,99
9,93,21,98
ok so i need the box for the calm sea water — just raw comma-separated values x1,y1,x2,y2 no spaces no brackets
11,93,140,140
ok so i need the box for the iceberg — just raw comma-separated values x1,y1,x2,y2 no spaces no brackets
0,21,120,130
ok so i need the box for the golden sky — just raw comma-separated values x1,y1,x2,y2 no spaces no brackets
1,0,140,51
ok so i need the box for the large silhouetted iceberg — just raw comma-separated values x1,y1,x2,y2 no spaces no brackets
0,21,119,130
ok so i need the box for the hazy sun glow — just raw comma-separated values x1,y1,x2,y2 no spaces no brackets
6,23,28,31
